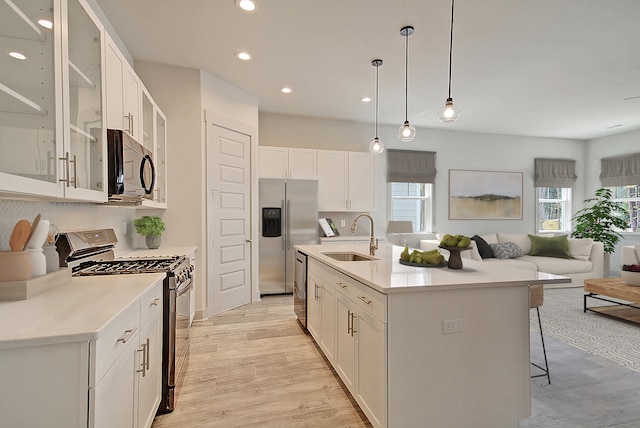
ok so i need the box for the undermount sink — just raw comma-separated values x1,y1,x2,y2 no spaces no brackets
322,252,378,262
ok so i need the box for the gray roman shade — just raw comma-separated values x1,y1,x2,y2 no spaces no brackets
600,153,640,187
387,150,436,183
534,158,577,187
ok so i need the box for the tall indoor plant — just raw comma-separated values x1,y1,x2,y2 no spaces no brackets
571,188,628,276
134,215,166,249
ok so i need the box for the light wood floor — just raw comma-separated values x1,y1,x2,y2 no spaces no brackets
152,295,371,428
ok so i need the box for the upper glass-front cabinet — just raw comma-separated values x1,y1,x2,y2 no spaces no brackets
64,0,105,199
0,0,106,201
0,0,60,196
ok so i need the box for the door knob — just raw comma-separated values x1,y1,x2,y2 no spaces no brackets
245,239,252,243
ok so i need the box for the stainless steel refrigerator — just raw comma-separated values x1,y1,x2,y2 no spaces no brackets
259,179,318,295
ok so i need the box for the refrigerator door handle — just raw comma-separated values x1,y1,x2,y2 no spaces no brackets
286,199,291,251
281,199,286,251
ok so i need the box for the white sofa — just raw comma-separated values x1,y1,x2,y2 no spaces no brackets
420,233,604,286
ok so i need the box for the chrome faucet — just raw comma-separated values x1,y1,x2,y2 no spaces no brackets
351,213,378,256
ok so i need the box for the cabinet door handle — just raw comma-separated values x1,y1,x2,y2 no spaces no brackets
145,337,150,370
347,309,352,335
351,313,357,336
69,154,77,188
150,298,161,306
59,152,70,187
336,282,347,289
358,296,372,305
117,328,137,344
137,341,147,377
314,283,319,301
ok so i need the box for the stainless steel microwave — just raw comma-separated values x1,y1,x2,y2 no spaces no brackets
107,129,155,202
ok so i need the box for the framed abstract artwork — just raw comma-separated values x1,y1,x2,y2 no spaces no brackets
448,169,523,220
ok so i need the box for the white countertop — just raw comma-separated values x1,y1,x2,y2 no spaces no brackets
0,273,165,349
118,246,197,258
295,243,571,294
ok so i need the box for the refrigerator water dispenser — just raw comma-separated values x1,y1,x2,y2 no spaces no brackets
262,208,282,237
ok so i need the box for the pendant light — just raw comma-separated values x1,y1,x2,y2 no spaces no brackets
438,0,460,123
398,26,416,142
369,59,384,155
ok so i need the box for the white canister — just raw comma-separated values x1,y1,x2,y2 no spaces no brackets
26,248,46,277
43,244,60,273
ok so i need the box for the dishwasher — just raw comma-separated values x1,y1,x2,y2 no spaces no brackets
294,250,308,330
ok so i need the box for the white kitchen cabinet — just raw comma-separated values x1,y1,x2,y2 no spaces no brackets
334,290,356,391
0,0,107,202
0,278,163,428
105,33,140,141
347,152,376,212
307,271,336,362
308,258,386,428
317,150,376,211
137,85,168,209
258,146,317,179
136,286,163,428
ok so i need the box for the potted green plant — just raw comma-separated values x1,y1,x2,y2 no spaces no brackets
133,216,166,249
571,188,628,276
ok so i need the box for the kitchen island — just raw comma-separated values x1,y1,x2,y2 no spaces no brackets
296,243,570,428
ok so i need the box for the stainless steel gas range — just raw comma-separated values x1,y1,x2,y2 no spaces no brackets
56,229,194,414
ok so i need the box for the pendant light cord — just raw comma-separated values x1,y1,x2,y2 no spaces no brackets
375,63,380,138
404,31,409,121
447,0,455,99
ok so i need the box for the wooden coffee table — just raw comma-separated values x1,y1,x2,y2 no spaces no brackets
584,277,640,324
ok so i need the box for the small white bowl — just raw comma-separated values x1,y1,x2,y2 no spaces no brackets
621,270,640,286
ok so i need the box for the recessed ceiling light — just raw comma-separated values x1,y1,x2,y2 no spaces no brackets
236,0,257,12
37,19,53,29
280,87,292,94
235,51,252,61
9,51,27,60
361,97,372,103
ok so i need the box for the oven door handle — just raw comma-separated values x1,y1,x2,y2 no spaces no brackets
176,278,193,297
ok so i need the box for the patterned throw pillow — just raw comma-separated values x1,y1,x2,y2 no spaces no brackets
489,242,524,259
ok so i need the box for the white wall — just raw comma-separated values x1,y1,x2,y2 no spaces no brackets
586,129,640,274
135,62,258,320
259,112,586,242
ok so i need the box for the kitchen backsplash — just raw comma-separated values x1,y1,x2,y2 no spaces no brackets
0,200,139,253
319,211,371,237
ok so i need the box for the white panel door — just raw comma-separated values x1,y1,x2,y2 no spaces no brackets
208,124,252,315
317,150,347,211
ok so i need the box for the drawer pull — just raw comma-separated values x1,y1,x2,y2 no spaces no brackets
150,298,161,306
336,282,347,289
358,296,373,305
117,328,137,344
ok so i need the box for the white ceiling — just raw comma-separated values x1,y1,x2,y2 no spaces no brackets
94,0,640,140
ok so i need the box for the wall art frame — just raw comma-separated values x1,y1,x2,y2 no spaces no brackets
448,169,523,220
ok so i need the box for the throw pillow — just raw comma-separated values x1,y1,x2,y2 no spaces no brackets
568,238,593,261
472,235,495,259
497,233,532,254
489,242,524,259
528,234,572,259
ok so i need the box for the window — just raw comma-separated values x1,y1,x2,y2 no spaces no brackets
609,185,640,233
389,182,433,233
536,187,572,232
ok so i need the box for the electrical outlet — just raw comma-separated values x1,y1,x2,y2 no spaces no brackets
442,319,463,334
340,219,346,227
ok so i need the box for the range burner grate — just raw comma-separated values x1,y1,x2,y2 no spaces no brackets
74,256,183,275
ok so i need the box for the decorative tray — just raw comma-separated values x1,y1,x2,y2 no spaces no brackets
399,259,447,268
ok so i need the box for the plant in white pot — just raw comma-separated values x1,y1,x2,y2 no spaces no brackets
134,216,165,249
571,188,628,276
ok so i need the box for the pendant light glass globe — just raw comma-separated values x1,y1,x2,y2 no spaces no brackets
398,120,416,141
369,137,384,154
438,98,460,123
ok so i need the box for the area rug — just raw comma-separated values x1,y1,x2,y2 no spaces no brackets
532,287,640,373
